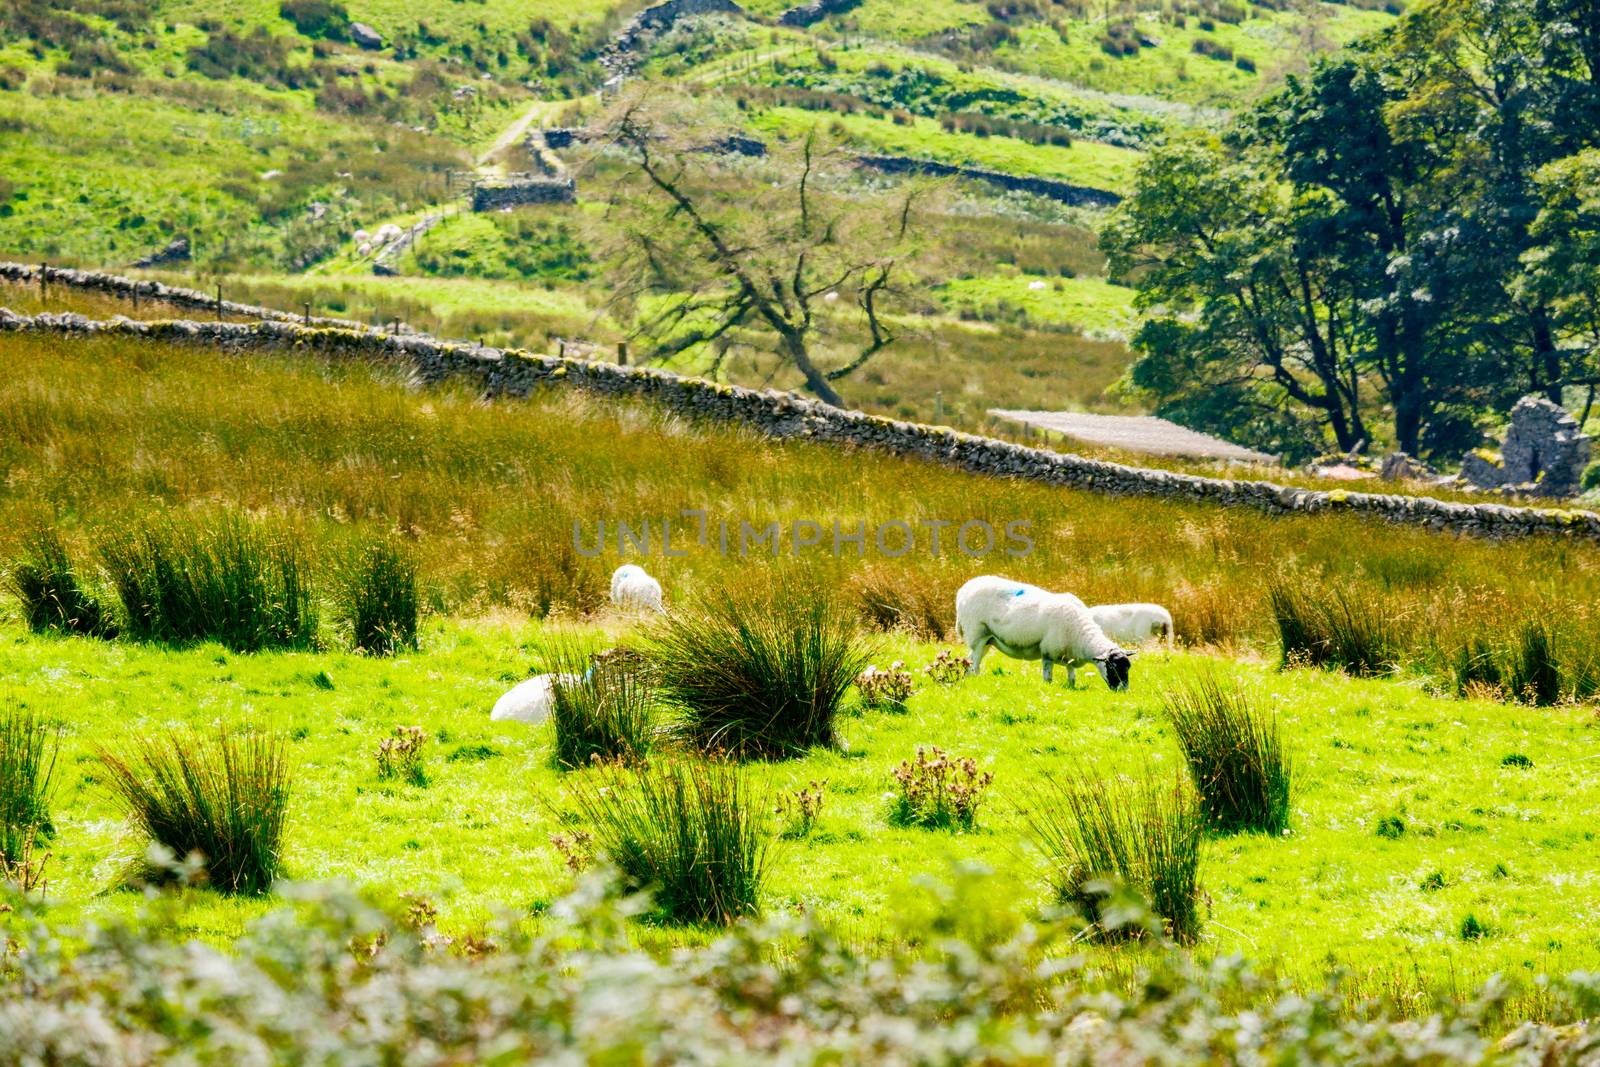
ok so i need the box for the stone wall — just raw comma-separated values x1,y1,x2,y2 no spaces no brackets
471,178,577,211
3,297,1598,544
853,154,1122,207
779,0,863,28
0,262,374,332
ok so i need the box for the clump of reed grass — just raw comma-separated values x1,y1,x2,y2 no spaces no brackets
1159,672,1291,835
336,537,419,656
1269,578,1403,677
849,564,950,639
547,640,658,770
96,727,292,895
7,526,115,638
0,702,58,865
99,513,316,653
569,758,769,925
1023,770,1204,945
647,581,869,759
1451,619,1595,706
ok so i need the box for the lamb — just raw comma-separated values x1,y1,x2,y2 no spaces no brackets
1088,603,1175,650
610,563,664,614
489,672,580,724
955,575,1135,690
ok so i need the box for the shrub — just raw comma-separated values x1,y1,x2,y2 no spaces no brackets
890,746,993,831
1269,578,1402,677
0,702,58,864
96,727,292,895
1500,752,1533,769
1023,770,1204,944
1374,815,1405,839
280,0,349,40
374,726,428,786
647,582,869,759
1459,913,1490,941
775,779,826,839
570,759,769,925
337,537,419,656
99,513,316,653
7,526,115,637
856,661,914,711
1158,673,1291,835
922,649,970,685
547,641,657,769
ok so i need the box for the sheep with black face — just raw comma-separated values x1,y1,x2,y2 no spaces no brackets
955,575,1135,690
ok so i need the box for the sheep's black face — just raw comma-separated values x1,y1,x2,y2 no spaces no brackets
1100,651,1132,691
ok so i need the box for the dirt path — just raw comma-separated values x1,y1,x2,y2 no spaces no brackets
476,98,579,172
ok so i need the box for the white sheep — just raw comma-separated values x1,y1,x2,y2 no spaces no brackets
489,672,580,724
955,575,1134,689
1088,603,1175,650
610,563,664,614
353,228,371,244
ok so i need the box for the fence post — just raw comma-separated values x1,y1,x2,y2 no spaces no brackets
215,283,223,321
303,302,311,326
132,282,140,312
617,341,628,366
38,261,47,300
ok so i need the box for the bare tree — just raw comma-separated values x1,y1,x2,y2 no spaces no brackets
590,98,922,407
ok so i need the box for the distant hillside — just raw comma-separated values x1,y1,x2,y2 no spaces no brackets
0,0,1395,424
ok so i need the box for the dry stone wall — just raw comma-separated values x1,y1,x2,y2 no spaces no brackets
3,288,1598,544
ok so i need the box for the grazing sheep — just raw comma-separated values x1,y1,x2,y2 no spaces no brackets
489,672,580,724
1089,603,1175,650
955,575,1135,690
610,564,664,614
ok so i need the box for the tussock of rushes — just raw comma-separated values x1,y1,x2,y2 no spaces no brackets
570,759,769,926
1269,578,1404,677
99,512,316,653
647,581,869,759
338,537,419,656
7,526,115,638
1451,620,1600,706
1159,673,1291,835
96,727,292,895
0,702,58,865
548,641,658,770
1023,770,1205,945
849,564,952,639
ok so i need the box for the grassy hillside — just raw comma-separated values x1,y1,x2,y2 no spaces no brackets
0,0,1401,442
1,328,1597,1007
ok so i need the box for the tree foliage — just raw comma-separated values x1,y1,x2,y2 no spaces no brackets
1104,0,1600,462
591,94,924,407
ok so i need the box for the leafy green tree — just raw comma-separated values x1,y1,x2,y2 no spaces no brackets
1520,150,1600,424
1101,134,1365,461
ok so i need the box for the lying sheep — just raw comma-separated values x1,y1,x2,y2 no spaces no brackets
955,575,1134,690
489,672,579,724
610,564,664,614
1089,603,1175,650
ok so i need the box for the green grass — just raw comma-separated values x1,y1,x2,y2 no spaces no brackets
749,105,1143,193
4,620,1598,989
936,272,1134,336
